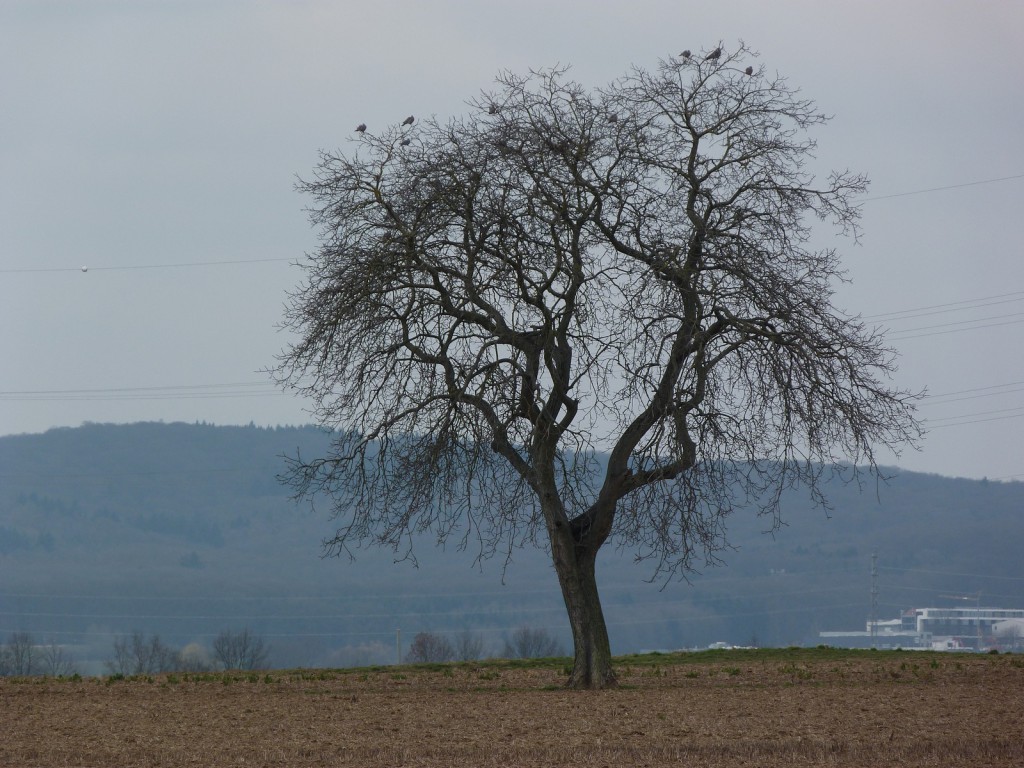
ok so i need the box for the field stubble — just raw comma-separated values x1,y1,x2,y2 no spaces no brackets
2,650,1022,767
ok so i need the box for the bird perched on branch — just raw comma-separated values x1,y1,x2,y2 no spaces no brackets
400,138,411,146
680,50,691,59
355,123,367,133
705,47,721,62
608,113,618,124
402,115,414,126
488,103,499,115
745,66,754,76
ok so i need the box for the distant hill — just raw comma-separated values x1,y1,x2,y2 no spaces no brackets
2,422,1022,672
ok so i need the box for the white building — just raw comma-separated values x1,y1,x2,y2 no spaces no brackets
820,606,1024,651
903,607,1024,650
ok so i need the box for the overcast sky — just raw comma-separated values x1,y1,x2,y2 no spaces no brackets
2,1,1022,482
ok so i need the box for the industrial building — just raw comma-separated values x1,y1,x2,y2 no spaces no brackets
819,606,1024,651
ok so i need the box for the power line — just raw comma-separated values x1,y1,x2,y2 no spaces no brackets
1,176,1020,275
3,377,1020,408
0,604,871,641
887,316,1024,342
877,584,1024,603
0,582,856,607
860,172,1024,202
0,587,562,603
0,257,292,275
925,406,1024,424
2,391,283,403
0,381,283,403
885,310,1024,337
0,604,570,623
925,412,1024,430
863,292,1024,324
922,381,1024,403
0,601,872,640
917,383,1024,430
877,566,1024,582
0,381,268,394
0,467,270,480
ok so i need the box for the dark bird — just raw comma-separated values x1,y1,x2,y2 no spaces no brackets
355,123,367,133
402,115,415,126
400,138,411,146
488,103,499,115
608,113,618,123
745,66,754,76
680,50,691,59
705,47,721,61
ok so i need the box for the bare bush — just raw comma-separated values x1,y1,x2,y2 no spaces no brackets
39,639,76,677
405,632,455,663
106,631,180,676
455,629,487,661
212,628,269,671
504,627,563,659
4,632,36,676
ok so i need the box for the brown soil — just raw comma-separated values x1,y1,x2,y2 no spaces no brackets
3,652,1023,767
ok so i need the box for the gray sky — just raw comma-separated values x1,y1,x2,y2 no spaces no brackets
2,1,1022,481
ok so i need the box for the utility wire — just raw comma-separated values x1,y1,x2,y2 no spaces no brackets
860,172,1024,202
0,382,272,395
0,584,861,619
0,381,283,403
885,310,1024,336
864,292,1024,324
1,179,1019,470
922,381,1024,404
925,406,1024,424
0,257,292,274
0,602,872,641
925,412,1024,429
877,566,1024,582
1,175,1020,275
887,317,1024,342
877,584,1024,602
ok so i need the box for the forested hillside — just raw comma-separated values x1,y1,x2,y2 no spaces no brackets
1,422,1021,673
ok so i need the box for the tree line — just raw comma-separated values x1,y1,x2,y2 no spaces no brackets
0,628,268,677
0,632,76,677
405,626,563,663
1,626,566,676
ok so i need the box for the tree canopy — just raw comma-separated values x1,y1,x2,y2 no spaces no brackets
276,44,921,688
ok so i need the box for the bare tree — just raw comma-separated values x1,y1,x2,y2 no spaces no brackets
212,628,269,671
405,631,456,663
504,626,563,659
5,632,35,676
106,634,133,676
276,44,921,688
39,639,77,677
106,631,180,676
455,629,487,661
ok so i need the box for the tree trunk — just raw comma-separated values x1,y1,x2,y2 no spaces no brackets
550,529,617,689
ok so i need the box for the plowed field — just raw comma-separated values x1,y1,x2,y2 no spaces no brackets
3,650,1022,767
